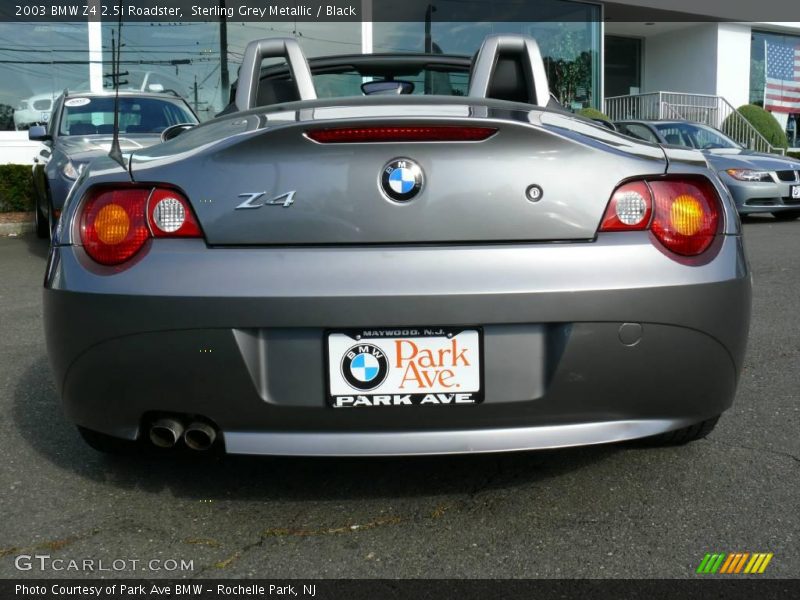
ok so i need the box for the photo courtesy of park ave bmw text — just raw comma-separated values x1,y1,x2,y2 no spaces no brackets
0,0,798,597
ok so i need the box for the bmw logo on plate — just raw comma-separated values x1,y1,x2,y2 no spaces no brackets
381,158,424,201
340,343,390,391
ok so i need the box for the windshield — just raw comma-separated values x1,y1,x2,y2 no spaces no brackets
312,69,470,98
59,97,197,136
653,122,740,150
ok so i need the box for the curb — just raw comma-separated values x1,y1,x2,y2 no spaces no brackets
0,220,35,236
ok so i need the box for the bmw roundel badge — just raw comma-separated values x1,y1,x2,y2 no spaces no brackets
381,158,424,201
340,343,390,391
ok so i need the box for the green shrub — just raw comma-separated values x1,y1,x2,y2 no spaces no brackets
724,104,788,150
0,164,35,212
788,151,800,160
577,107,611,123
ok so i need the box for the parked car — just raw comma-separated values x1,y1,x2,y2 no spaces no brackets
615,120,800,219
44,35,750,456
14,92,57,130
29,90,198,238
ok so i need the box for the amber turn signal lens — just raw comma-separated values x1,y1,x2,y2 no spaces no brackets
94,203,131,245
669,195,705,236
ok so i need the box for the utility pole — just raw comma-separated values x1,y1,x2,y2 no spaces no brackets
219,0,230,108
424,4,436,94
194,76,199,114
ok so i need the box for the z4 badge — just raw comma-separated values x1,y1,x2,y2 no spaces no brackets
235,191,296,209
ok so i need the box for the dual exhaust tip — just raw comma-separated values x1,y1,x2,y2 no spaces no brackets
149,417,217,451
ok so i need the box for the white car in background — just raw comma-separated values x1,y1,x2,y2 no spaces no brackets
14,92,56,130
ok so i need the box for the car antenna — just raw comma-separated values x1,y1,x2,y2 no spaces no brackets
107,0,127,170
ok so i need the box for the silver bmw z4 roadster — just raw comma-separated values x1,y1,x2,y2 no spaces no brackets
44,35,751,456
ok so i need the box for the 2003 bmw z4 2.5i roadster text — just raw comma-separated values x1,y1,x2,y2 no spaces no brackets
43,35,751,456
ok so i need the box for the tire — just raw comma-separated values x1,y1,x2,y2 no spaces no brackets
772,210,800,221
34,195,49,239
638,416,720,446
77,426,139,455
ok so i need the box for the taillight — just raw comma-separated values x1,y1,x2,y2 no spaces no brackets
79,186,201,266
600,177,721,257
306,126,497,143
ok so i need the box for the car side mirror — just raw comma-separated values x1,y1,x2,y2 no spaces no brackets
28,125,51,141
161,123,196,142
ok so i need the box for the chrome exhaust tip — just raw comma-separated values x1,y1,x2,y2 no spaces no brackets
184,421,217,451
149,418,185,448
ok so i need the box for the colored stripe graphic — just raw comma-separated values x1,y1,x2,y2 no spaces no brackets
697,553,726,574
720,553,750,574
744,553,774,574
698,552,774,574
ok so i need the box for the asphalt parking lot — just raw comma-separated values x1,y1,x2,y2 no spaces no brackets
0,218,797,580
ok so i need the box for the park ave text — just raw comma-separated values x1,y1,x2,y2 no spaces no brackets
16,584,316,597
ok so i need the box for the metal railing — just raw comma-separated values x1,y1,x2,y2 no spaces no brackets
604,91,785,155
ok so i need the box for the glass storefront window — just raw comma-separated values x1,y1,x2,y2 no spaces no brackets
0,1,602,133
374,14,601,110
604,36,642,98
0,22,96,131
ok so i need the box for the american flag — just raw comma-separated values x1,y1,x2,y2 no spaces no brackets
764,41,800,113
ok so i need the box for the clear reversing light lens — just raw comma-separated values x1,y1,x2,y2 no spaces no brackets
152,197,186,233
615,190,649,225
599,180,652,232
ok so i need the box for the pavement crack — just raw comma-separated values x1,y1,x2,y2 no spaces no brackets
705,436,800,465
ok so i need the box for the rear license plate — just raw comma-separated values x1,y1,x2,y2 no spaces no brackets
327,328,483,407
791,185,800,200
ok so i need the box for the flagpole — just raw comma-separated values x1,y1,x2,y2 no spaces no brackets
763,39,767,109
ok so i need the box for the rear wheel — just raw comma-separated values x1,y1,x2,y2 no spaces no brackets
772,210,800,221
77,426,139,455
638,416,720,446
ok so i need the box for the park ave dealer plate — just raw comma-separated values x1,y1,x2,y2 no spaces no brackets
327,328,483,407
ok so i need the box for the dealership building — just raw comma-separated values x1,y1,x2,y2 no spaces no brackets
0,0,799,162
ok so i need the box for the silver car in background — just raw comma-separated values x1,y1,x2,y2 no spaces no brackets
43,36,751,457
616,120,800,219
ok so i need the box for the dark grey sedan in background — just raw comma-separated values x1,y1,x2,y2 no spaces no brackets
29,91,198,238
615,120,800,219
44,36,751,457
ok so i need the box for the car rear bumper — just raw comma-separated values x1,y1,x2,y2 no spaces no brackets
224,419,698,456
44,233,751,455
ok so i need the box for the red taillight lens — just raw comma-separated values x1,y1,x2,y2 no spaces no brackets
600,177,721,257
649,179,720,256
306,126,497,143
80,188,150,265
80,186,200,266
